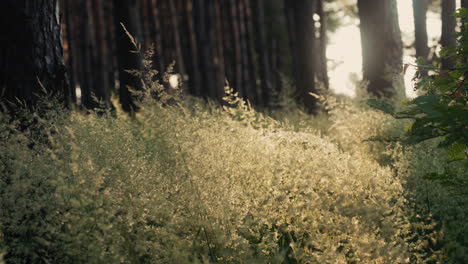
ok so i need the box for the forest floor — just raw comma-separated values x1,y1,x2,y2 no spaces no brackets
0,91,467,263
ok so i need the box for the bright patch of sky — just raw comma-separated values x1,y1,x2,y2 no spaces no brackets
327,0,458,98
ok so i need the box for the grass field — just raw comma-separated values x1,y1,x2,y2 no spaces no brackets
0,86,466,263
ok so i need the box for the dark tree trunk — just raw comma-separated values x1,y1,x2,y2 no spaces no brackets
140,0,152,49
193,0,212,98
440,0,456,70
228,0,243,97
105,1,117,96
158,1,174,76
62,0,77,105
168,0,188,92
148,0,166,80
238,0,256,102
243,0,260,105
113,0,143,113
182,0,202,96
252,0,273,107
358,0,404,98
92,0,111,107
265,0,290,108
316,0,329,90
219,0,234,94
213,0,226,99
413,0,430,62
77,0,96,109
463,0,468,9
0,0,69,110
285,0,318,113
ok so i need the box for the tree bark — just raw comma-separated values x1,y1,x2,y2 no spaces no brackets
213,0,226,99
77,0,96,109
193,0,212,98
463,0,468,9
62,0,77,104
113,0,143,113
252,0,273,107
182,0,202,96
168,0,188,92
92,0,111,107
0,0,69,110
285,0,318,113
228,0,243,97
358,0,404,98
148,0,166,80
413,0,430,62
440,0,456,70
243,0,260,105
413,0,430,78
316,0,329,90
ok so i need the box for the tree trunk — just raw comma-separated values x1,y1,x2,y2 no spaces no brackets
182,0,202,96
316,0,329,90
285,0,318,113
148,0,166,80
358,0,404,98
463,0,468,9
78,0,96,109
92,0,111,107
0,0,69,110
193,0,212,98
105,1,117,96
228,0,243,97
62,0,77,105
113,0,143,113
168,0,188,92
413,0,430,62
413,0,430,77
243,0,260,105
440,0,456,70
213,0,226,99
252,0,273,107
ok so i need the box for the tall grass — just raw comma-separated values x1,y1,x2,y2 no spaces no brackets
0,74,466,263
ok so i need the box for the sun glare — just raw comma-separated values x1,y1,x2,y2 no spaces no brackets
328,0,448,98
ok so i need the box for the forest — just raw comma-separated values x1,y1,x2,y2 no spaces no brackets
0,0,467,263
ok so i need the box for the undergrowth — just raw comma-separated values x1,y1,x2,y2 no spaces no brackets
0,65,467,263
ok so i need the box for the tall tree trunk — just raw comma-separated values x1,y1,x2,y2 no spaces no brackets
78,0,96,109
182,0,202,96
285,0,318,113
0,0,69,110
316,0,329,90
463,0,468,9
238,0,256,102
265,0,289,107
228,0,243,97
148,0,166,80
168,0,188,92
105,1,117,96
62,0,77,105
141,0,152,50
358,0,404,98
92,0,111,107
440,0,456,70
243,0,260,105
413,0,430,61
193,0,212,98
252,0,273,107
413,0,430,77
113,0,143,112
213,0,226,99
